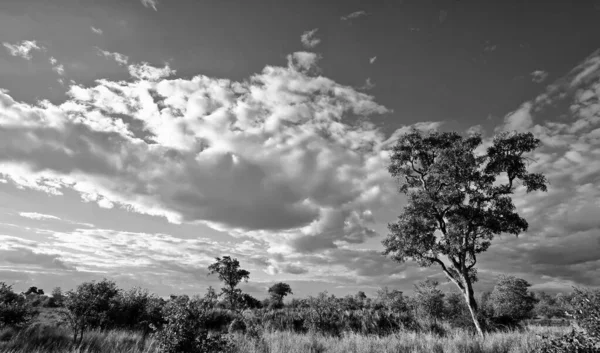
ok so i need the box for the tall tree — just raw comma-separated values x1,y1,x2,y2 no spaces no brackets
268,282,293,308
207,256,250,311
382,130,547,336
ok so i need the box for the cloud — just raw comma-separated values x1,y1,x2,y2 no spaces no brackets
96,48,129,66
286,51,321,73
49,57,65,75
487,49,600,288
531,70,549,83
300,28,320,49
360,78,375,90
91,26,103,35
0,54,399,258
2,40,44,60
19,212,61,221
341,11,367,21
140,0,158,11
369,56,377,64
128,62,175,80
483,41,497,53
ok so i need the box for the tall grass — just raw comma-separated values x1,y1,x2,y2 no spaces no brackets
0,324,567,353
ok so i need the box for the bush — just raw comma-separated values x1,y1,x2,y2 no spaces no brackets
156,295,233,353
0,282,37,329
539,288,600,352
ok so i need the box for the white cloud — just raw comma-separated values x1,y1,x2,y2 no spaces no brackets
0,56,399,257
300,28,320,49
531,70,548,83
286,51,320,73
91,26,103,35
49,57,65,75
140,0,158,11
360,78,375,90
341,10,367,21
2,40,44,60
128,62,175,80
19,212,61,221
96,48,129,66
369,56,377,64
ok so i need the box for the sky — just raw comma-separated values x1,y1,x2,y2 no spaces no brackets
0,0,599,299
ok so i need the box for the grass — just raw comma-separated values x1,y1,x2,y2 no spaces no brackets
0,325,568,353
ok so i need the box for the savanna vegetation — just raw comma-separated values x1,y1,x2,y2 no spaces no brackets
1,130,598,353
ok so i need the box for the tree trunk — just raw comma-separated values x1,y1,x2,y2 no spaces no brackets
463,281,484,337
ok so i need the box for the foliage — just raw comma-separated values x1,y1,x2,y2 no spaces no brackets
489,275,538,327
63,279,121,343
383,129,548,335
208,256,250,311
0,282,37,329
267,283,293,309
535,292,567,319
110,287,166,333
156,295,232,353
539,288,600,352
414,279,445,323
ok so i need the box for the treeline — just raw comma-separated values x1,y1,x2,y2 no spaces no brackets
1,256,599,352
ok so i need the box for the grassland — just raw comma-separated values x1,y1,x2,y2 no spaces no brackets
0,324,569,353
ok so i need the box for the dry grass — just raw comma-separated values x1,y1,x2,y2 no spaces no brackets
233,326,569,353
0,325,568,353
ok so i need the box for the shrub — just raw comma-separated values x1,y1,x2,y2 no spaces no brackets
0,282,37,329
156,295,232,353
539,288,600,352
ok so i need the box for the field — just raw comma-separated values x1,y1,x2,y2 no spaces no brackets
0,322,569,353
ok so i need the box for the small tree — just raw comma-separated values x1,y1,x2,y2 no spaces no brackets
383,130,547,336
414,279,445,324
268,282,293,309
50,287,64,307
63,279,120,343
208,256,250,311
156,295,231,353
489,275,537,325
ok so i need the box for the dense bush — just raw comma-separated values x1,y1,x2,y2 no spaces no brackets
156,295,232,353
0,283,37,329
539,288,600,352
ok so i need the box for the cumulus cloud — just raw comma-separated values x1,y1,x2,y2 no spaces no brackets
300,28,320,49
140,0,158,11
49,57,65,75
286,51,321,73
96,48,129,66
488,49,600,288
3,40,45,60
128,62,175,80
341,10,367,21
91,26,103,35
0,55,401,258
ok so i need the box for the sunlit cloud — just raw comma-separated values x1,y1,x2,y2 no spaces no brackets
91,26,103,35
300,28,320,49
140,0,158,11
2,40,45,60
96,47,129,66
341,10,367,21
